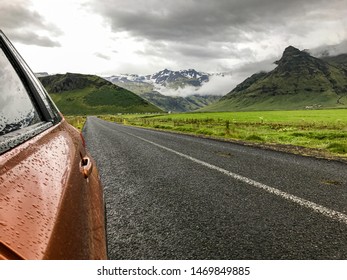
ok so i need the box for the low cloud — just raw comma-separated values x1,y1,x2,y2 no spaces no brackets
156,74,241,97
309,40,347,57
156,57,278,98
197,75,237,96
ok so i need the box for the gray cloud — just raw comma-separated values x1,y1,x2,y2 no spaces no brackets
0,0,62,47
87,0,347,74
89,0,340,43
8,31,61,47
94,52,111,60
174,43,255,59
234,58,278,76
310,40,347,57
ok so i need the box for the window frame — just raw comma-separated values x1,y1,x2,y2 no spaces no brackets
0,30,62,155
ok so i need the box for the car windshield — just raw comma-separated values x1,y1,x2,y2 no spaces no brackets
0,46,41,136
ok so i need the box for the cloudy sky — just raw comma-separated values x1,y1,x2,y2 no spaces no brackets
1,0,347,86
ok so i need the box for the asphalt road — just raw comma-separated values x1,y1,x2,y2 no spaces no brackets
83,116,347,259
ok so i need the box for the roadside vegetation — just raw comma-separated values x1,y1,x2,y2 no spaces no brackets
64,115,86,131
98,109,347,159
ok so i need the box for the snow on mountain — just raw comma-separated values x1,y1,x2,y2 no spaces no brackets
148,69,209,86
104,69,235,98
106,69,208,86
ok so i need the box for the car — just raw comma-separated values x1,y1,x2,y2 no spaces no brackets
0,30,107,260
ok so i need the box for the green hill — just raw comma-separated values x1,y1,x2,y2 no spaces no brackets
39,73,162,115
201,46,347,111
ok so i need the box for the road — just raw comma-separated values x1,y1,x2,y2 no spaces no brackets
83,116,347,259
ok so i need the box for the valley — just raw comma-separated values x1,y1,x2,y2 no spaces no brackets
39,45,347,160
104,69,224,112
39,46,347,115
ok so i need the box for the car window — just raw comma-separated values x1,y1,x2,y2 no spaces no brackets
0,46,42,136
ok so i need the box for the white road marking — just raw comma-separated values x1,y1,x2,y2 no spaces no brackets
126,131,347,225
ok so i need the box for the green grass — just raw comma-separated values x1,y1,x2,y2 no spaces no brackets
102,109,347,158
327,143,347,154
50,86,162,115
84,85,147,107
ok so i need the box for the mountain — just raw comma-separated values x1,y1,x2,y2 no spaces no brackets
39,73,162,115
148,69,209,88
140,91,221,112
202,46,347,111
321,54,347,69
105,69,222,112
107,69,209,88
306,40,347,70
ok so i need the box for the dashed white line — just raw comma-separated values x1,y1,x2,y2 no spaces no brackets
126,131,347,225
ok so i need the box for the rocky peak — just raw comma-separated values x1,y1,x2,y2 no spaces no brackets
275,46,310,65
273,45,328,75
150,69,209,86
283,45,302,56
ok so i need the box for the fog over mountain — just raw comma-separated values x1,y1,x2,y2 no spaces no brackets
105,69,225,112
106,69,235,97
309,40,347,58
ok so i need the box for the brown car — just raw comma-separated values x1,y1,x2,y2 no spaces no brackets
0,30,107,259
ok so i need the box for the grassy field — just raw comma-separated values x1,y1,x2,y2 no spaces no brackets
98,109,347,159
